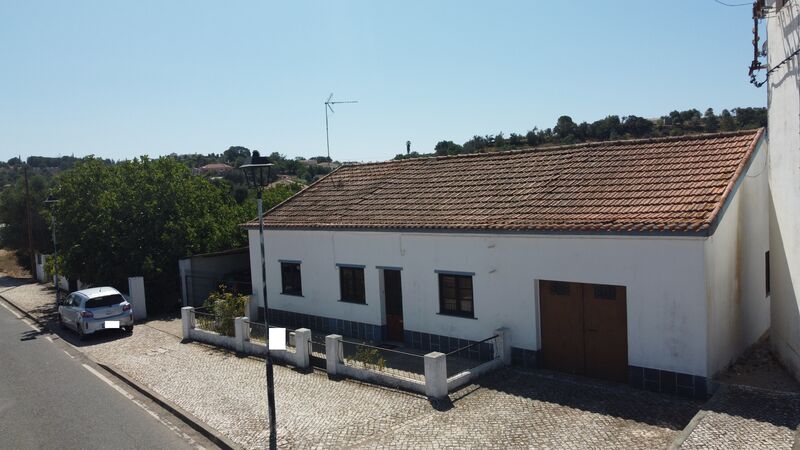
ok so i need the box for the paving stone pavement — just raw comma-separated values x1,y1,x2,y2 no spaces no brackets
678,384,800,450
6,277,794,449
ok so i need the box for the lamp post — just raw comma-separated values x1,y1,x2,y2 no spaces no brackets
240,151,277,448
44,195,59,306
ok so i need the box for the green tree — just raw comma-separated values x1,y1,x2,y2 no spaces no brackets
52,157,251,312
434,140,463,156
719,109,736,132
0,172,53,270
704,108,720,133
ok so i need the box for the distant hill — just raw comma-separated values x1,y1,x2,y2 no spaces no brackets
395,107,767,160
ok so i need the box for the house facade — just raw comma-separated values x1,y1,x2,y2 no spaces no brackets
766,0,800,381
247,130,768,397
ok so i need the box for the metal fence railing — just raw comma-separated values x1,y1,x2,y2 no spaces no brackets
248,322,296,352
445,334,499,379
341,340,426,382
192,309,238,337
309,338,326,369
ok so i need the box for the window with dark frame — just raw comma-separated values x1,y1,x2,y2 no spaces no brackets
438,273,474,317
339,266,366,303
766,251,770,296
280,262,302,296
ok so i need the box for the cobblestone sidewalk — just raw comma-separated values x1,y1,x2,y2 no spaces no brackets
0,277,709,449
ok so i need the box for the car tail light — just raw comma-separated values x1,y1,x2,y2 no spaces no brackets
122,304,131,312
80,311,94,318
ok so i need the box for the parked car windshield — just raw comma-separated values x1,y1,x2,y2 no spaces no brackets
85,294,125,309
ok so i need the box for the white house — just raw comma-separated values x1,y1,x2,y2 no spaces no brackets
765,0,800,382
246,130,768,397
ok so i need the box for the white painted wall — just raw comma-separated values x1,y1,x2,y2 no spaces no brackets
249,228,711,377
767,0,800,379
705,140,770,377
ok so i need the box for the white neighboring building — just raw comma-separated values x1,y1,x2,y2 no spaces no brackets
766,0,800,380
247,130,768,397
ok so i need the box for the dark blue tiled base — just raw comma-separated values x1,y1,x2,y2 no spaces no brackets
628,365,708,399
511,347,539,368
403,329,496,362
262,307,385,342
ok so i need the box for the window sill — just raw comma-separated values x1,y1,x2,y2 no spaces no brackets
281,292,304,297
338,299,368,306
436,312,477,320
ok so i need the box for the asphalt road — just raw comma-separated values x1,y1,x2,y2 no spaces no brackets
0,301,199,449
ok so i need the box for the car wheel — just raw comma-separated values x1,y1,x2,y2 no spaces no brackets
125,324,134,334
58,314,65,328
77,323,86,341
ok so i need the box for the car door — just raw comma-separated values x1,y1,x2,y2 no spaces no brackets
64,294,79,329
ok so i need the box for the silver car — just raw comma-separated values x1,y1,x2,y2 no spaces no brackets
58,287,134,339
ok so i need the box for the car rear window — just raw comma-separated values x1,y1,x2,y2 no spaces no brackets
85,294,125,309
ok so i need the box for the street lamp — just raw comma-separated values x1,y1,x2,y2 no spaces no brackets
240,151,277,448
44,195,59,306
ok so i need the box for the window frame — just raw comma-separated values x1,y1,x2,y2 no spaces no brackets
338,265,366,304
280,261,303,297
437,272,475,318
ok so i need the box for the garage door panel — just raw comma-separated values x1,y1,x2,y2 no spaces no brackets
583,284,628,382
539,280,585,375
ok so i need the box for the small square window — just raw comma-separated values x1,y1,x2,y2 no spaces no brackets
280,262,302,296
438,273,474,318
339,267,365,303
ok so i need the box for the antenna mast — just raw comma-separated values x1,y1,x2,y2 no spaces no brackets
324,93,358,160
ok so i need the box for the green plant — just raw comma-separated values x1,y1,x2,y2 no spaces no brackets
349,346,386,371
202,285,248,337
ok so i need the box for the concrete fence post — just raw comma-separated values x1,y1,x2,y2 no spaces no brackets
128,276,147,321
294,328,311,369
494,327,511,365
181,307,194,340
234,317,247,353
424,351,448,399
325,334,343,376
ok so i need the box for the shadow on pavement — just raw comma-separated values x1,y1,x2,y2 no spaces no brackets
703,384,800,431
0,275,34,291
458,367,703,430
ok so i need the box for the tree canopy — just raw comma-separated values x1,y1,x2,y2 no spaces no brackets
51,157,251,311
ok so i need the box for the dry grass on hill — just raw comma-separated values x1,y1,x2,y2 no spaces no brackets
0,249,30,278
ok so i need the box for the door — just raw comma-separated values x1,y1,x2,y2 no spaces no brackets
539,280,628,383
384,270,404,342
583,284,628,382
539,280,585,374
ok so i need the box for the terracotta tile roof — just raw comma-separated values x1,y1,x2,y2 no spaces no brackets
245,129,764,234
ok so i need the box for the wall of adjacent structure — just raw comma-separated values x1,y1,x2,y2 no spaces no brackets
704,138,770,377
249,228,711,377
767,0,800,380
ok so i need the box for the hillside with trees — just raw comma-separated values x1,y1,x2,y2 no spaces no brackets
395,107,767,159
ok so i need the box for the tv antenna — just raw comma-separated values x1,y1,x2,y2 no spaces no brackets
324,93,358,160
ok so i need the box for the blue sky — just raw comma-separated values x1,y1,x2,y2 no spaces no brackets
0,1,765,163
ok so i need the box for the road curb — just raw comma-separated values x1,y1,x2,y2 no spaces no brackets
0,292,240,450
667,384,727,450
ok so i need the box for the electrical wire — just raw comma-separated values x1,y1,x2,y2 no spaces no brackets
712,0,752,5
752,47,800,87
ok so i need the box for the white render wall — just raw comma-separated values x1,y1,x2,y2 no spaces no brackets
705,139,770,377
249,228,711,377
767,0,800,379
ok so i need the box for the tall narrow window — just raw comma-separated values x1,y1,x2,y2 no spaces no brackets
766,251,771,296
438,273,474,318
280,262,302,296
339,267,366,303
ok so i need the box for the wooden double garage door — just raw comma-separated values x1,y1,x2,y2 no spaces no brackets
539,280,628,383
